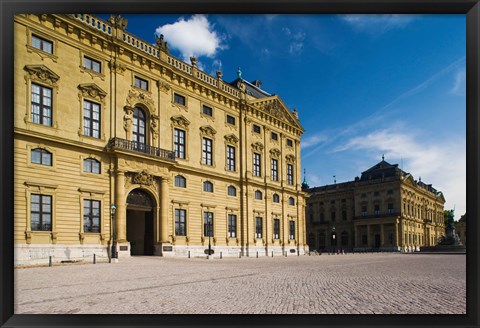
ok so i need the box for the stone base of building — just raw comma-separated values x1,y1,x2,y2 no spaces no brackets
15,243,110,267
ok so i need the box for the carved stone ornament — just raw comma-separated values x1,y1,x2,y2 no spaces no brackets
108,60,126,74
24,65,60,86
123,106,134,132
108,14,128,31
263,99,286,120
224,134,239,145
270,148,281,158
132,170,154,186
200,125,217,138
151,115,159,141
251,142,264,152
78,83,107,101
158,81,171,93
170,115,190,129
126,90,154,112
285,154,296,163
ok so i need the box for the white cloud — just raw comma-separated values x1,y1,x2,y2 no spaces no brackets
450,68,466,96
282,28,306,55
339,14,416,35
301,134,329,149
155,15,225,62
335,128,466,219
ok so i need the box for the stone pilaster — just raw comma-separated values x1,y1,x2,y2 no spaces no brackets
115,170,127,242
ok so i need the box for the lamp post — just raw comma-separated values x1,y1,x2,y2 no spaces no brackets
110,204,116,261
332,226,336,254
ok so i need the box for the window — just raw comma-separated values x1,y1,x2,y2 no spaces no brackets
226,145,236,171
388,203,394,214
253,124,261,133
341,232,349,246
361,205,367,216
174,175,186,188
255,190,262,200
273,219,280,239
32,35,52,53
134,76,148,90
83,158,100,174
288,197,295,206
31,83,52,126
287,164,294,185
132,107,146,145
83,56,101,73
341,198,346,203
286,139,293,147
253,153,261,177
342,210,347,221
387,189,394,195
227,185,237,197
30,194,52,231
228,214,237,238
204,212,214,237
374,204,380,216
271,159,278,181
272,194,280,203
362,235,368,245
361,193,366,198
203,181,213,192
271,132,278,141
202,105,213,116
83,199,100,232
374,191,380,197
174,128,186,159
331,211,336,222
289,221,295,240
83,100,100,138
320,212,325,222
174,93,186,106
330,200,336,205
175,209,186,236
226,115,236,125
255,217,263,238
31,148,52,166
202,138,213,165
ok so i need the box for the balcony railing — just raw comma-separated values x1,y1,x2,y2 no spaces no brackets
108,138,175,162
354,212,401,220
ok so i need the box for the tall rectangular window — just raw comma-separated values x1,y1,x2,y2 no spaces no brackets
287,164,294,185
271,159,278,181
289,221,295,240
388,203,394,214
226,145,236,171
32,35,53,53
255,217,263,238
31,83,52,126
253,153,261,177
202,138,213,165
83,56,101,73
134,76,148,90
204,212,214,237
374,204,380,216
83,100,100,138
83,199,100,233
174,128,186,159
175,209,186,236
273,219,280,239
228,214,237,238
30,194,52,231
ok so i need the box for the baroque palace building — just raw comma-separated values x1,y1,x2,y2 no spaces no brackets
305,159,446,252
14,14,307,265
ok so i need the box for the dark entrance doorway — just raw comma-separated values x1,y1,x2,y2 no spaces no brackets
374,234,381,248
126,189,154,256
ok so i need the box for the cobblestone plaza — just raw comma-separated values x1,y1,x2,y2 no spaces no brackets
15,253,465,314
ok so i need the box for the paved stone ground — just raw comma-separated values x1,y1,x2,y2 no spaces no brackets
14,253,466,314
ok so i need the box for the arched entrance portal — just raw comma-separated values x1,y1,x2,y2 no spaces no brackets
126,189,155,255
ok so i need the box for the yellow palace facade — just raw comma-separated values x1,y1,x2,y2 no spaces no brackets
14,14,307,265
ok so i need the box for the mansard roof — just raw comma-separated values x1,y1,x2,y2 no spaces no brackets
229,78,271,99
360,160,406,181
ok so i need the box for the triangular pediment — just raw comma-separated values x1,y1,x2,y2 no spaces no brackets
200,125,217,137
249,96,303,131
170,115,190,129
436,192,446,203
24,65,60,85
402,174,416,186
78,83,107,100
224,134,239,144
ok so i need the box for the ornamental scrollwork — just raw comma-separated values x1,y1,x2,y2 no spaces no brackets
199,125,217,138
251,142,264,152
224,134,239,145
170,115,190,129
24,65,60,86
132,170,154,186
286,154,296,164
78,83,107,101
270,148,281,158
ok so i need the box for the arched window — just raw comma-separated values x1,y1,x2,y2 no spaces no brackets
132,107,146,145
288,197,295,206
272,194,280,203
227,185,236,196
203,181,213,192
31,148,52,166
174,175,186,188
255,190,262,200
83,158,101,174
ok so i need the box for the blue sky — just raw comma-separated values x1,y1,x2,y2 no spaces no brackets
101,14,466,219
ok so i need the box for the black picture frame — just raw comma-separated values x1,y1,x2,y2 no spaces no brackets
1,1,478,327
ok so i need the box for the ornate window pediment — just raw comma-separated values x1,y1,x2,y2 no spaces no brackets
24,65,59,86
170,115,190,129
286,154,296,163
270,148,281,158
251,142,264,152
125,89,154,114
78,83,107,101
200,125,217,138
224,134,239,145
